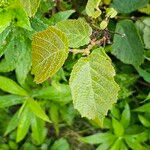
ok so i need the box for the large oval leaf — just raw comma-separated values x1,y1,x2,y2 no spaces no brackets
56,19,92,48
32,26,68,83
112,20,144,67
69,48,119,122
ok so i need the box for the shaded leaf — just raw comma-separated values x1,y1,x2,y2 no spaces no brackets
56,18,92,48
69,48,119,122
112,0,150,13
112,20,144,66
121,103,130,128
136,67,150,83
32,26,68,83
5,111,19,135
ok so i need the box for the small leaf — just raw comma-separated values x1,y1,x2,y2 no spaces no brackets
16,46,31,86
100,20,108,30
86,0,102,18
0,95,25,108
27,98,51,123
51,138,70,150
69,48,119,122
20,0,41,17
32,26,69,83
32,84,72,104
49,103,59,135
106,8,117,18
143,26,150,49
138,115,150,127
136,67,150,83
121,103,130,128
5,111,19,135
0,76,28,96
31,115,47,145
48,10,75,25
79,133,115,144
112,118,124,137
133,103,150,113
110,138,123,150
112,20,144,66
56,18,92,48
16,106,31,142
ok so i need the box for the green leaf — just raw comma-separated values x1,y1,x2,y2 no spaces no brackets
143,26,150,49
121,103,130,128
69,48,119,122
138,115,150,127
0,95,25,108
16,106,31,142
31,115,47,145
10,4,32,31
49,103,59,135
112,118,124,137
16,45,31,86
110,138,122,150
86,0,102,18
51,138,70,150
5,111,19,135
106,8,117,18
125,136,148,150
56,18,92,48
112,0,150,13
20,0,41,17
0,9,12,33
48,10,75,25
136,67,150,83
96,138,116,150
32,84,72,104
79,132,116,144
31,26,69,83
27,98,51,122
0,76,28,96
112,20,144,66
0,32,27,72
133,103,150,113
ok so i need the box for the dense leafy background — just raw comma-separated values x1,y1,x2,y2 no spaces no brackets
0,0,150,149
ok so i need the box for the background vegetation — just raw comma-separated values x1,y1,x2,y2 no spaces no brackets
0,0,150,149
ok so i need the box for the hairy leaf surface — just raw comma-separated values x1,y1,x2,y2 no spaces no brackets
32,26,68,83
69,48,119,122
56,19,92,48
